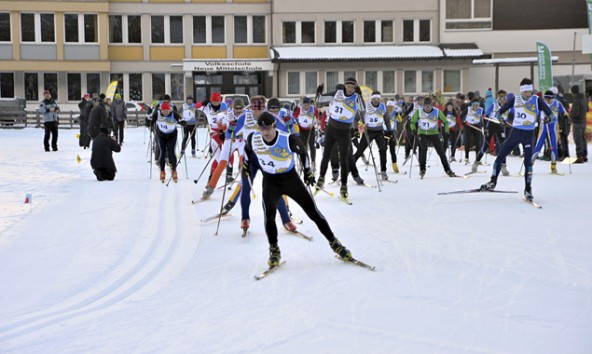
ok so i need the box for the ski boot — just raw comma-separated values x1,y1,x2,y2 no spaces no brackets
419,169,426,179
191,150,196,158
316,176,325,190
380,171,388,180
160,170,166,183
171,170,178,183
464,158,470,165
480,176,498,191
340,185,348,199
501,163,510,176
524,186,534,202
330,238,352,260
392,162,399,173
268,243,281,267
551,161,558,174
331,168,339,182
353,175,365,185
449,156,456,162
446,170,457,177
241,219,250,237
471,161,479,173
222,200,235,215
202,186,214,199
284,221,297,232
361,155,370,165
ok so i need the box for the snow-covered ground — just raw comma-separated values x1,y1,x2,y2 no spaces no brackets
0,127,591,354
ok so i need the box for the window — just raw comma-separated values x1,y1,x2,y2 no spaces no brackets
111,15,142,43
443,70,461,92
283,22,295,44
324,20,354,44
365,71,377,90
342,21,354,43
287,72,300,95
344,71,356,82
152,73,165,100
87,73,100,96
381,20,393,42
151,15,183,44
403,19,431,43
128,16,141,43
129,73,143,101
109,15,122,43
21,13,55,43
422,71,433,93
44,73,58,100
404,70,416,93
171,73,184,101
383,71,395,94
67,74,81,101
0,13,10,42
65,14,97,43
110,73,123,98
445,0,492,30
325,21,336,43
301,22,315,44
305,72,317,94
234,15,266,44
326,71,339,91
283,21,315,44
194,16,225,44
24,73,38,101
0,73,14,98
364,21,375,43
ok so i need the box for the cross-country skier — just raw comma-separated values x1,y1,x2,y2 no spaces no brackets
532,90,567,174
150,102,186,182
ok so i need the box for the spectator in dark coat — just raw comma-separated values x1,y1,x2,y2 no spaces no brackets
88,95,111,140
78,94,93,149
39,90,60,152
111,93,127,145
91,127,121,181
570,85,588,163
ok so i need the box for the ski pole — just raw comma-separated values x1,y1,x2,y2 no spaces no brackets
409,131,417,178
148,128,153,179
192,143,219,185
215,131,235,236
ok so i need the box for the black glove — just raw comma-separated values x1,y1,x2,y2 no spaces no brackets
355,86,362,96
316,84,324,96
303,168,315,186
335,84,345,91
201,99,210,107
543,114,553,124
180,120,187,127
241,159,251,177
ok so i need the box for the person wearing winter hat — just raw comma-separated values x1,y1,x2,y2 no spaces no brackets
39,90,61,152
150,101,186,182
111,93,127,145
242,111,354,268
480,78,556,201
570,85,588,163
91,126,121,181
315,77,365,201
196,91,230,177
531,90,566,173
181,95,197,157
78,93,93,149
293,96,318,171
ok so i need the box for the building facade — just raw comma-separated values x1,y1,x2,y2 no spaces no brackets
0,0,590,111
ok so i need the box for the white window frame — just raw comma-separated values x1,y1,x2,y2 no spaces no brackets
234,15,266,44
151,15,184,45
0,12,12,43
64,13,99,44
444,0,493,31
381,70,396,94
363,20,395,44
193,15,225,45
286,71,318,96
323,20,356,44
403,70,418,95
109,14,142,45
402,19,431,44
282,20,316,44
21,13,55,44
442,69,462,93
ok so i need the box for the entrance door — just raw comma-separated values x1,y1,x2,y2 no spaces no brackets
193,72,263,102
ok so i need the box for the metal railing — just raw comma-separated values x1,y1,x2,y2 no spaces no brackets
0,110,148,129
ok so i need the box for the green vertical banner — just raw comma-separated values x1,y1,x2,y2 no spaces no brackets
588,0,592,68
536,41,553,93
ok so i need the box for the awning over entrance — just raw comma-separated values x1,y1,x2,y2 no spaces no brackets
271,43,483,62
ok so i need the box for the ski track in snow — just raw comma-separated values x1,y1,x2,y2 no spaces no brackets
0,128,591,353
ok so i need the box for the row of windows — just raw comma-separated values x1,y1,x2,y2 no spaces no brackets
0,13,267,45
283,19,431,44
287,70,461,96
0,72,185,102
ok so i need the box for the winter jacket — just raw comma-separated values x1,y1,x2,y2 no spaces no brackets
88,103,111,139
111,99,127,122
570,93,588,124
91,133,121,172
78,99,92,122
39,99,60,123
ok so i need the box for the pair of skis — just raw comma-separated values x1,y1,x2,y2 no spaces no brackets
254,256,376,280
438,188,542,208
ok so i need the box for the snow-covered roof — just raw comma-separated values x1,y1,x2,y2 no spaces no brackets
271,43,484,62
473,56,559,65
